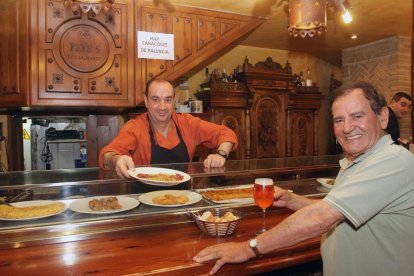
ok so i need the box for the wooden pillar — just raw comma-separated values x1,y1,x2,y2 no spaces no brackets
7,114,24,171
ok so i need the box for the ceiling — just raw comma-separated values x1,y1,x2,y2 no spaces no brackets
165,0,412,66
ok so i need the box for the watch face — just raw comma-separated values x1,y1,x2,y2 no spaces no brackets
249,239,257,247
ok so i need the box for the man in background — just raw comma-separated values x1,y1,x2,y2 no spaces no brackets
386,91,412,144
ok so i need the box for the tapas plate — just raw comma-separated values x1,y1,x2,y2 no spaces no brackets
317,178,335,189
128,167,191,186
138,190,202,207
197,185,255,204
69,196,139,214
0,200,67,221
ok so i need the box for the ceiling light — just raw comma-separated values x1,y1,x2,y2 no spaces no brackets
350,34,358,39
338,1,352,23
288,0,327,38
64,0,115,15
289,0,353,38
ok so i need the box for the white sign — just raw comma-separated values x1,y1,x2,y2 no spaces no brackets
137,31,174,60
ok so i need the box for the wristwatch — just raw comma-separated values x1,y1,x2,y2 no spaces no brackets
216,149,228,159
248,238,261,257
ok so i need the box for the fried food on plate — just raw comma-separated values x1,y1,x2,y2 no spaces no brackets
152,193,189,205
88,197,122,211
0,202,65,219
137,173,184,182
200,187,253,201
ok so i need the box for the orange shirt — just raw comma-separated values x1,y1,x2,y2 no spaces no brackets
99,113,238,168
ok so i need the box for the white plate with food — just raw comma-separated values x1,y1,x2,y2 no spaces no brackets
0,200,67,221
128,167,191,186
317,178,336,189
198,184,278,204
69,196,139,214
138,190,202,207
197,185,255,204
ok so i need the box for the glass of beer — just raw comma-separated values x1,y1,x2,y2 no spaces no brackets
254,178,274,234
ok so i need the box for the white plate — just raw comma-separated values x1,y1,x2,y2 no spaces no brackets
69,196,139,214
0,200,67,221
138,190,202,207
317,178,335,189
128,167,191,186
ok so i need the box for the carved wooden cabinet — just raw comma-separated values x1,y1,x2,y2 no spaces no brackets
208,81,249,160
206,57,323,158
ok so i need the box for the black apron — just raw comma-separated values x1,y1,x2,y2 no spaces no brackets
149,118,190,165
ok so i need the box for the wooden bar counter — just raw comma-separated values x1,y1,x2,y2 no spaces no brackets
0,207,321,275
0,156,340,275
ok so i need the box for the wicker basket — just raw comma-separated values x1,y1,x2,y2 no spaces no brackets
189,208,242,236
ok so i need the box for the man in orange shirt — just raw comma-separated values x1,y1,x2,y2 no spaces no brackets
99,78,238,178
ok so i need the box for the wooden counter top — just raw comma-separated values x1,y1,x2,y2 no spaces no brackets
0,207,321,275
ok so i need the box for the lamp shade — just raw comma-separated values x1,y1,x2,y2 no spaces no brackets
288,0,327,38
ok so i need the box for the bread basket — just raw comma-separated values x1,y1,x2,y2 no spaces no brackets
189,208,242,236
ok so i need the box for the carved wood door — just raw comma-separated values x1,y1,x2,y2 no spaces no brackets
290,110,315,156
251,92,286,158
211,108,245,160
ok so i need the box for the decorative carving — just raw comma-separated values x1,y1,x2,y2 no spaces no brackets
60,25,109,72
243,56,293,75
198,18,216,50
211,81,246,91
298,118,307,155
52,73,64,84
105,13,115,24
220,21,236,36
53,7,64,18
105,76,115,87
223,117,236,131
257,98,279,156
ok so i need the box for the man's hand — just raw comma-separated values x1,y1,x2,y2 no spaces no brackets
272,186,291,208
203,154,226,168
112,155,135,178
193,242,254,275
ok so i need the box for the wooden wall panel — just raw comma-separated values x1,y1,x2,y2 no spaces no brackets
137,3,265,104
0,0,28,106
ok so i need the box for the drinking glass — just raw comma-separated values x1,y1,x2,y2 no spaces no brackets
253,178,274,234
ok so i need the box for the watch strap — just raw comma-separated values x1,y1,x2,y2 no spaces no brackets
248,239,261,257
216,149,227,159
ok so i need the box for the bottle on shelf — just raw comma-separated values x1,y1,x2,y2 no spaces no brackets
233,68,239,82
306,68,312,87
221,68,228,82
203,67,209,83
295,73,303,86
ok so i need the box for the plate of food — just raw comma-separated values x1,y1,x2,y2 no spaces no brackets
317,178,336,189
128,167,191,186
0,200,67,221
197,185,255,204
69,196,139,214
198,184,277,204
138,190,202,207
